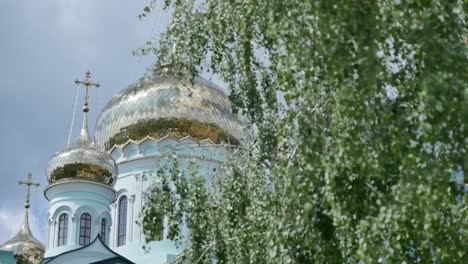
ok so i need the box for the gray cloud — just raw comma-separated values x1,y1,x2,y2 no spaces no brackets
0,0,164,242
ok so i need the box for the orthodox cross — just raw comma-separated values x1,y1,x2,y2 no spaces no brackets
75,70,100,113
18,173,40,209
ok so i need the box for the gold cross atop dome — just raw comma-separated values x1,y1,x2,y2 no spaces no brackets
0,173,44,256
18,173,40,209
75,70,100,113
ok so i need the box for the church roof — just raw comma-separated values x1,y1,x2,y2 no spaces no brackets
0,208,45,259
0,173,44,260
95,64,250,151
0,250,15,264
42,235,134,264
46,130,118,186
46,72,118,187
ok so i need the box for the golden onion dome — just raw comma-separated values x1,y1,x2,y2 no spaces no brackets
95,65,249,150
47,90,118,186
47,131,118,186
0,208,44,261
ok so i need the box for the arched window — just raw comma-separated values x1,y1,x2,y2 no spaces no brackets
79,213,92,246
117,196,127,246
101,218,107,243
57,214,68,246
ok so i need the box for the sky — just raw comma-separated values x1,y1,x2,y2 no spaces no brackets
0,0,170,243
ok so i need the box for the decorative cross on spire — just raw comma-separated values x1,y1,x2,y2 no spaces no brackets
75,70,100,113
18,173,40,209
74,71,100,144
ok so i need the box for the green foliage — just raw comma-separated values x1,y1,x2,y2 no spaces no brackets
142,160,188,247
140,0,468,263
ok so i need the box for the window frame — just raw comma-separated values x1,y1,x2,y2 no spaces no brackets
100,218,107,243
117,195,128,246
57,213,68,246
79,213,92,246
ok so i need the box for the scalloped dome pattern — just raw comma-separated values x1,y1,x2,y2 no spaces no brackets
95,69,249,151
109,135,227,164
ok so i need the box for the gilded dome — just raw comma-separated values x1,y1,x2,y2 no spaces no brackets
95,65,249,150
47,114,118,186
0,209,44,261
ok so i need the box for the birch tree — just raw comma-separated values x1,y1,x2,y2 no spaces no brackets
140,1,467,263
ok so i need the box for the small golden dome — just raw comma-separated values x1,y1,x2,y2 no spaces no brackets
47,81,118,186
0,208,44,262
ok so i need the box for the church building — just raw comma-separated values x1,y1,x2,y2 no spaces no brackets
0,64,248,264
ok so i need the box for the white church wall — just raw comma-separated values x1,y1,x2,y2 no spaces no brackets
44,181,115,258
107,136,227,263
